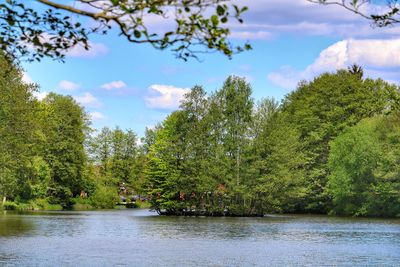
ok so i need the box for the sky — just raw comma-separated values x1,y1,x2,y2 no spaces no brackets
22,0,400,137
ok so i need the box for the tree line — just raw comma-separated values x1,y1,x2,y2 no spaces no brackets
144,69,400,217
1,54,400,216
0,54,143,209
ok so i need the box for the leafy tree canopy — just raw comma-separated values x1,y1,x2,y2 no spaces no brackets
328,115,400,217
0,0,250,62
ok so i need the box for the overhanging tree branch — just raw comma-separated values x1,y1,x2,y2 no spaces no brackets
308,0,400,26
0,0,251,62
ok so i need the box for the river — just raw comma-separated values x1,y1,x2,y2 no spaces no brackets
0,209,399,266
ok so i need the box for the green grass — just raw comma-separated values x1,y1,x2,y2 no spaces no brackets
1,198,150,211
0,199,62,211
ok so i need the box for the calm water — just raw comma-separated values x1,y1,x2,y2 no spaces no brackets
0,209,399,266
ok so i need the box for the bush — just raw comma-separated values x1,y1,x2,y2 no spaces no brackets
71,197,94,210
2,201,18,210
89,186,119,209
30,199,62,211
47,185,73,209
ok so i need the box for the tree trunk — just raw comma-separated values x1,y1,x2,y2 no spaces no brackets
2,196,6,206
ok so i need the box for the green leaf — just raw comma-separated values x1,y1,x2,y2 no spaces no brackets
211,15,219,26
134,30,141,38
217,5,225,16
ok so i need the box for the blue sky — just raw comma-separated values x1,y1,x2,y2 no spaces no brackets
23,0,400,137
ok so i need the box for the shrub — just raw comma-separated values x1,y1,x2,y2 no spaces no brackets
2,201,18,210
89,186,119,209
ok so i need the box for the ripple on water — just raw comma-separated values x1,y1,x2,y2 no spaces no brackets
0,210,399,266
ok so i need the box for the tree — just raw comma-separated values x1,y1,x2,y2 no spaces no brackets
90,127,112,179
109,127,138,185
144,111,187,214
281,69,398,213
309,0,400,27
251,99,306,214
212,76,254,214
216,76,253,187
146,78,306,216
88,127,139,190
42,93,89,207
0,0,250,62
0,54,38,204
328,115,400,217
348,64,364,79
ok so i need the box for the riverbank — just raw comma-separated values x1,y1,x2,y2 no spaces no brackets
0,198,151,211
2,201,399,218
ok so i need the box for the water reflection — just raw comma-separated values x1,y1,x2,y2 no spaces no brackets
0,212,35,237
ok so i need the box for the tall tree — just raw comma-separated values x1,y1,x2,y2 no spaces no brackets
281,69,398,212
179,86,211,205
145,111,187,214
0,54,38,203
42,93,89,207
216,76,253,188
251,99,306,214
88,127,113,182
329,115,400,216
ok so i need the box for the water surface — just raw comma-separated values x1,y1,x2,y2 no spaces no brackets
1,209,399,266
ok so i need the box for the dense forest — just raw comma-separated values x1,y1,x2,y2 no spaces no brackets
1,55,400,217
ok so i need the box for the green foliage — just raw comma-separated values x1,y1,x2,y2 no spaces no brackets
2,201,18,210
1,0,250,62
281,70,397,212
89,186,119,209
30,198,63,211
144,77,307,216
328,115,400,217
87,126,142,200
252,99,307,213
42,93,89,205
0,53,38,202
143,72,400,217
29,157,51,199
1,55,399,217
0,55,92,209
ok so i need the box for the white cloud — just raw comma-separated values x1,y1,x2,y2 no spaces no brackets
268,38,400,89
67,42,109,58
90,111,107,121
230,31,272,40
145,84,190,110
58,80,80,91
346,39,400,67
33,91,48,101
101,80,127,90
74,92,103,108
267,66,302,90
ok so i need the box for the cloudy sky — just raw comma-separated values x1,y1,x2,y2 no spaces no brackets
23,0,400,137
